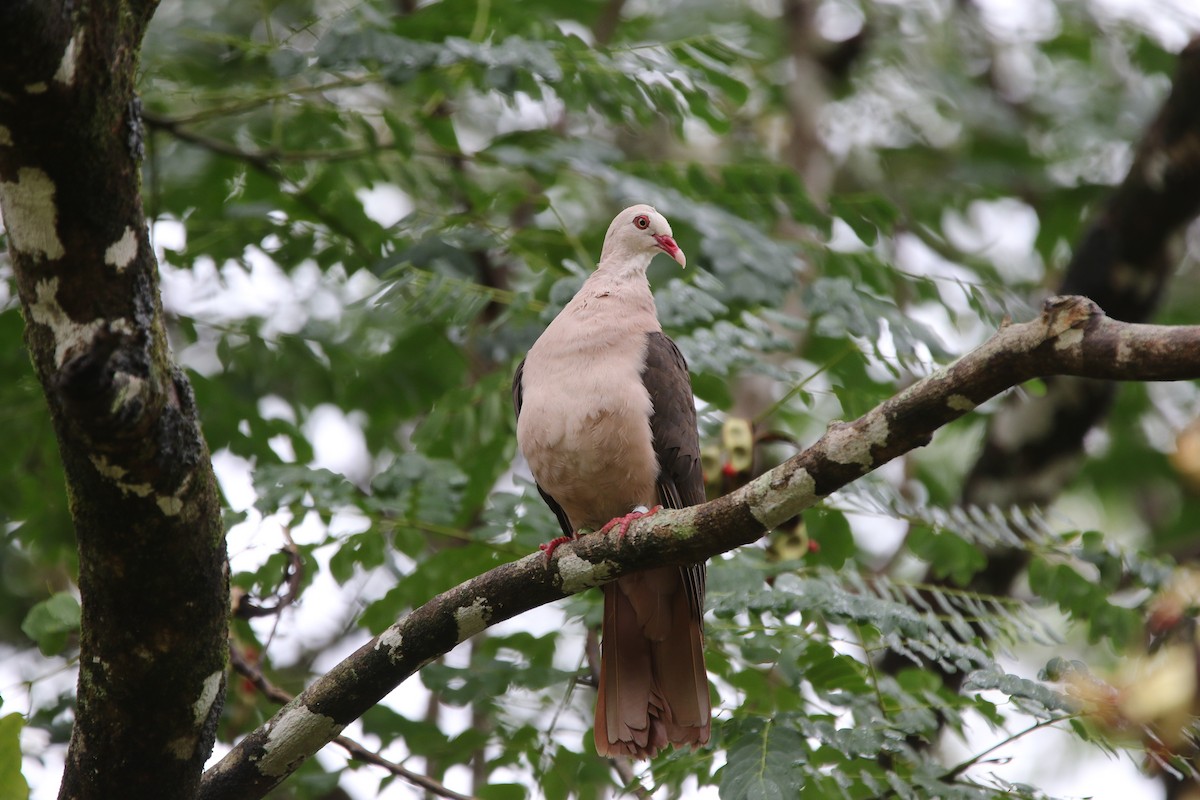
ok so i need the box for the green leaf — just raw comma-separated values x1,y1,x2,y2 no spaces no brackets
800,642,870,696
803,509,854,569
21,592,80,656
422,113,460,154
478,785,527,800
907,527,987,585
0,714,28,800
962,668,1074,715
328,531,386,584
720,719,806,800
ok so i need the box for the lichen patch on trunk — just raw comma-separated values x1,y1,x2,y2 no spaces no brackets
54,33,82,86
28,279,110,366
90,454,153,498
193,670,224,725
104,226,138,270
0,167,65,260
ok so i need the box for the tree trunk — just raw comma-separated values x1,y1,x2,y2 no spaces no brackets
0,4,229,799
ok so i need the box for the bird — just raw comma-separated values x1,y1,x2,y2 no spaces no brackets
512,204,711,759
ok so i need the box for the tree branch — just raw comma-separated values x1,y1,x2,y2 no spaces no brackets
200,296,1200,800
592,0,627,46
964,36,1200,507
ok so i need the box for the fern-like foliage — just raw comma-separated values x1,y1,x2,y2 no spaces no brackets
703,551,1099,800
833,481,1061,551
832,481,1174,647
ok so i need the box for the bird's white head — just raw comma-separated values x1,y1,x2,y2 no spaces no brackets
599,204,687,272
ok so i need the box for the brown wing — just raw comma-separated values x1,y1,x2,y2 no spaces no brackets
512,358,573,537
639,332,706,619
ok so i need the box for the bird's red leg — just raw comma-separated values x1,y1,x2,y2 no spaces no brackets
598,505,663,541
543,506,663,561
539,532,577,561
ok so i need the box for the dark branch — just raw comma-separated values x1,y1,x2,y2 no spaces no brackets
592,0,627,47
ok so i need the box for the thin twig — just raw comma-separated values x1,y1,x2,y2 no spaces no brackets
231,529,304,621
141,111,375,264
152,75,380,126
941,715,1075,781
146,112,387,163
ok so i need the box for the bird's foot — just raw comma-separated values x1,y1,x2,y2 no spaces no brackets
598,505,663,541
539,532,577,561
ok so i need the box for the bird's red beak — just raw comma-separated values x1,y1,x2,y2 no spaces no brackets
653,234,686,268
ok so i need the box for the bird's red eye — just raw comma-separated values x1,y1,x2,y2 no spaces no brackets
633,214,650,230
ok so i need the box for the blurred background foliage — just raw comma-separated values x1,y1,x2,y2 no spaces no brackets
3,0,1200,798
